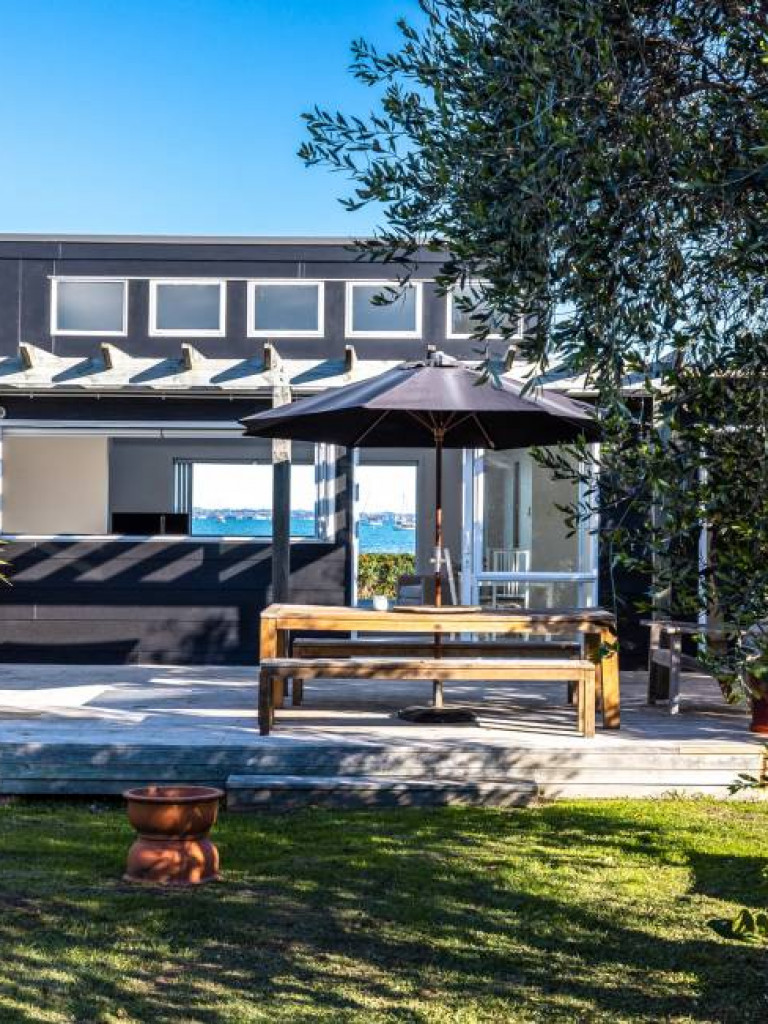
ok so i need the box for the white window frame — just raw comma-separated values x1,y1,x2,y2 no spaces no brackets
345,281,422,339
50,277,128,337
446,282,524,340
149,278,226,338
246,279,325,338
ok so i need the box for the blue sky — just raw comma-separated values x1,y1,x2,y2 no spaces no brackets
0,0,422,236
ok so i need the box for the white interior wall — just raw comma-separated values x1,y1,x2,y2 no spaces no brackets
3,435,109,535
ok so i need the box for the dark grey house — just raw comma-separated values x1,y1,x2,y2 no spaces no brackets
0,234,602,664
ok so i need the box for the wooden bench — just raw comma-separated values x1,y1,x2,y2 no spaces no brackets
642,619,730,714
291,637,581,659
291,637,584,705
258,657,596,737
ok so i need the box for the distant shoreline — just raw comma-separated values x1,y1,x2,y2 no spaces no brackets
191,514,415,554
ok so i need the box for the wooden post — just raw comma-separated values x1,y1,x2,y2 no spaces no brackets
0,425,4,536
271,375,292,606
336,447,355,606
432,429,444,707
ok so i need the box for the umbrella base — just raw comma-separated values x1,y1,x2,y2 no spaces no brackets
397,705,478,725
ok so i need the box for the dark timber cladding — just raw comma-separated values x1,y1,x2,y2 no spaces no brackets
0,234,456,364
0,537,346,665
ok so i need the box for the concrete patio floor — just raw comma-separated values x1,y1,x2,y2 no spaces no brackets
0,663,763,799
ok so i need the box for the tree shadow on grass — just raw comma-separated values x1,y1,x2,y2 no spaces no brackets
0,803,765,1023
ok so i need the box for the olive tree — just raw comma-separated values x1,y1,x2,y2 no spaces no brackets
300,0,768,684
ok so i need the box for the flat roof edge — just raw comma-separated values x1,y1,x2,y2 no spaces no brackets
0,233,378,245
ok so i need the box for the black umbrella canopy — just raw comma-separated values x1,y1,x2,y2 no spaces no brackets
241,356,600,449
243,353,600,618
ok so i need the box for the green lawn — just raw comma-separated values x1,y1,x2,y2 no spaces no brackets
0,800,765,1023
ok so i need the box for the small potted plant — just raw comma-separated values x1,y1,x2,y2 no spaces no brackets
746,664,768,734
742,623,768,734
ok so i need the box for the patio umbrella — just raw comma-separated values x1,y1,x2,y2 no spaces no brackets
241,351,600,609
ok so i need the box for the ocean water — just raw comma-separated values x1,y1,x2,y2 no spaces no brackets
192,515,415,554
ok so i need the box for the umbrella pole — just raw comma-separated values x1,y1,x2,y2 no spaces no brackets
433,431,444,708
434,431,443,609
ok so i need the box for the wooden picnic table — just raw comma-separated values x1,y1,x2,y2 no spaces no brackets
259,603,621,728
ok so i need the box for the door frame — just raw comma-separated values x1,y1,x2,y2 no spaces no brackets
352,453,420,605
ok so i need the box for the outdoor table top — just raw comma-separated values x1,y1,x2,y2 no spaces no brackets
262,604,616,629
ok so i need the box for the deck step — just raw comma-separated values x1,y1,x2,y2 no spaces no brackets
1,741,763,790
226,773,539,810
0,740,763,797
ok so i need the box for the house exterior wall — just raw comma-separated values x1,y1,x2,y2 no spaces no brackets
0,235,647,666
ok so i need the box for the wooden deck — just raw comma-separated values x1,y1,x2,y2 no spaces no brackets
0,664,764,804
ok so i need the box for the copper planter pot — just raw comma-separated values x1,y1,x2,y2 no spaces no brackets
750,693,768,734
123,785,224,885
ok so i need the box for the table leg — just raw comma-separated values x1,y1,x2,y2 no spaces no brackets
260,617,277,661
259,616,278,715
600,629,621,728
647,622,661,703
586,630,620,729
669,633,682,715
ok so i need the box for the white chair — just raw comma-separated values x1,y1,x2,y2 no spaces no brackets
489,548,531,608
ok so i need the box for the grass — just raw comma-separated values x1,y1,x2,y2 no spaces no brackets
0,799,766,1023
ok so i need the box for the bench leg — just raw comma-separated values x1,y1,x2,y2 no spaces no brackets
273,676,286,709
258,669,273,736
582,670,596,738
570,678,600,714
432,679,444,708
292,677,304,706
576,672,595,737
272,630,289,709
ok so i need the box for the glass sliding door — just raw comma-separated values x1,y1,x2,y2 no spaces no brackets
462,447,598,608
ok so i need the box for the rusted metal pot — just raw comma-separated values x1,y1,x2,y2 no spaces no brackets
123,785,224,885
